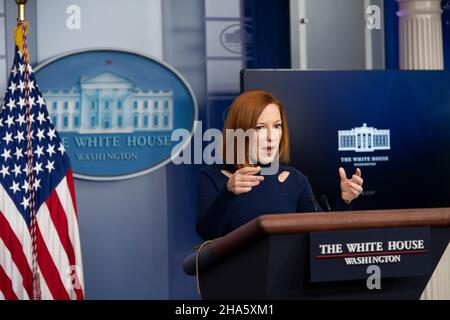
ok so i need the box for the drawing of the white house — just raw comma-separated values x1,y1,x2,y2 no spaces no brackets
338,123,390,152
42,71,174,134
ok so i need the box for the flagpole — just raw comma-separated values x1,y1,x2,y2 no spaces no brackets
15,0,41,301
16,0,28,22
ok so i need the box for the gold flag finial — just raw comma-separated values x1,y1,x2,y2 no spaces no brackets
16,0,28,21
14,0,30,61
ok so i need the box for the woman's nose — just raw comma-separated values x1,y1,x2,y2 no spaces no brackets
266,128,273,142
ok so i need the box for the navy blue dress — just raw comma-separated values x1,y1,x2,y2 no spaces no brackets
196,163,352,240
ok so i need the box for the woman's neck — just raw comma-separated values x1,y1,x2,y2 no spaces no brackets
256,161,273,168
219,161,279,172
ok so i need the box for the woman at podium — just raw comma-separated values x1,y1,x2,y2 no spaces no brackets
196,90,364,240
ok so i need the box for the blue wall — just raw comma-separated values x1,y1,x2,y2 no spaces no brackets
76,175,169,299
164,0,206,300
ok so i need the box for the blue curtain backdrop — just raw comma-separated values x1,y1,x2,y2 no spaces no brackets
442,0,450,69
243,0,291,69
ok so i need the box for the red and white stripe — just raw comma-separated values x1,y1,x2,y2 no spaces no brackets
0,169,84,300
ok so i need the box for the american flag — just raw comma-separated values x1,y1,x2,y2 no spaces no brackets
0,46,84,300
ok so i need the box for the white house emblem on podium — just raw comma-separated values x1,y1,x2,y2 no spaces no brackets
338,123,390,152
42,71,174,134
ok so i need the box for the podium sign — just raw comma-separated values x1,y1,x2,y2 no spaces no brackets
310,227,431,283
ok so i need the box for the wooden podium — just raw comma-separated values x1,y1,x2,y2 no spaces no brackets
183,208,450,299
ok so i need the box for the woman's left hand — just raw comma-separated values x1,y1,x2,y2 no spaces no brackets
339,167,363,204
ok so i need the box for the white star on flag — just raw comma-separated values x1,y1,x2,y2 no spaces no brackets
1,148,12,161
3,131,13,144
36,128,45,141
5,115,15,127
17,97,26,109
20,196,29,210
12,163,22,177
36,112,46,125
8,82,17,94
45,160,55,173
46,144,56,157
0,164,10,178
34,145,44,158
9,181,21,194
7,98,16,110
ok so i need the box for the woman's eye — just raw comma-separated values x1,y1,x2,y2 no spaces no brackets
256,126,264,130
275,124,282,129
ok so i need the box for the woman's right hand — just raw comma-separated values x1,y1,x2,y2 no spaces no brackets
226,166,265,195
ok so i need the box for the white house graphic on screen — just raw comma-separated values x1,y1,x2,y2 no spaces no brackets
338,123,390,152
42,71,174,134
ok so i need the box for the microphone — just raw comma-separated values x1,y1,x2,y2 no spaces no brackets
308,196,320,213
320,194,332,212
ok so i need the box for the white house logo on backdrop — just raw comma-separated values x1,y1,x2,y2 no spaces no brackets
42,72,174,134
35,49,197,181
220,23,253,55
338,123,391,192
338,123,390,153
